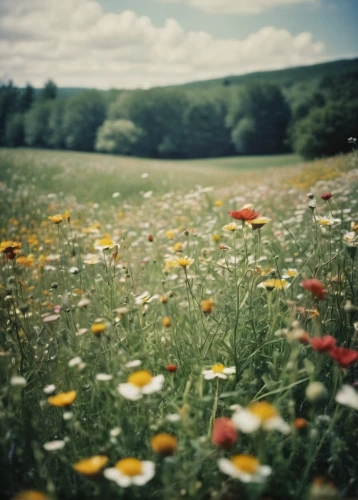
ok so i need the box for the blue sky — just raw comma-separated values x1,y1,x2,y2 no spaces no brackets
100,0,358,58
0,0,357,88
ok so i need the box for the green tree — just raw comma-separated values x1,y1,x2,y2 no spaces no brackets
19,83,35,112
0,81,20,145
41,79,57,100
95,119,145,155
62,90,106,151
227,83,291,155
24,101,53,147
48,100,66,149
292,99,358,159
5,113,25,146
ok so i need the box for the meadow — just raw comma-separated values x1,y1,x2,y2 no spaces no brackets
0,148,357,500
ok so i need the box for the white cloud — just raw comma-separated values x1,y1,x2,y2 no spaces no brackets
160,0,318,14
0,0,326,89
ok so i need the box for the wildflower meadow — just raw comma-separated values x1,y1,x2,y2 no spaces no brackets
1,148,358,500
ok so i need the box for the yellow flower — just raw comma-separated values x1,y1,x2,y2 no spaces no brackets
94,236,115,250
165,230,175,239
48,390,77,407
201,298,214,314
212,233,221,243
260,279,288,291
247,217,271,230
63,210,71,222
0,240,22,253
91,323,107,335
16,255,35,268
214,200,223,207
151,433,177,456
162,316,172,328
222,223,238,232
48,214,63,224
13,491,49,500
173,242,183,252
177,256,194,267
351,222,358,232
73,455,108,476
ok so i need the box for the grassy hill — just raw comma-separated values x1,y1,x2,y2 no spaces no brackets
52,57,358,97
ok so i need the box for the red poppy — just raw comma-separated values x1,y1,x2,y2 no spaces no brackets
212,417,237,450
228,208,260,222
321,193,332,201
301,278,327,301
310,335,336,352
166,364,178,373
328,346,358,367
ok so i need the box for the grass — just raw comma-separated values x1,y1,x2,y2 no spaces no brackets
0,148,301,205
0,148,357,500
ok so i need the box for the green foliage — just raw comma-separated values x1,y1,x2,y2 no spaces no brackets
24,101,53,147
95,119,145,155
62,90,106,151
292,99,358,159
4,113,24,147
0,81,20,145
18,83,35,113
48,100,66,149
227,83,291,155
41,79,57,100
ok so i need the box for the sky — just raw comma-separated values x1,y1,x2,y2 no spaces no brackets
0,0,357,89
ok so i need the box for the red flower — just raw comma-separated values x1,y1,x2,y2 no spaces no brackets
166,364,178,373
148,234,154,242
310,335,336,352
228,208,260,222
328,346,358,367
321,193,332,201
212,417,237,450
301,278,327,301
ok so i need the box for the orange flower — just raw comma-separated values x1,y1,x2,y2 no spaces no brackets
201,298,214,314
162,316,171,328
228,208,260,222
73,455,108,475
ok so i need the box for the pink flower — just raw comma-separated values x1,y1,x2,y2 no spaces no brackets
310,336,336,352
301,278,327,301
212,417,238,450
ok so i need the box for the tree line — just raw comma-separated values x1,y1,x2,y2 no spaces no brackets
1,70,357,160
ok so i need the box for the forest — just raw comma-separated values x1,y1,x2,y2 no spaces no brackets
1,58,357,160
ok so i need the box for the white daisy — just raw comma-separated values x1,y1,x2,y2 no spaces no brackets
218,454,271,483
96,373,113,382
104,458,155,487
335,385,358,410
43,440,66,451
10,376,27,387
202,363,236,380
125,360,142,368
43,384,56,394
232,401,290,434
118,370,164,401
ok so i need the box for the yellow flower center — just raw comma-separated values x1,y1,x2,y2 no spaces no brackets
96,237,114,248
151,433,177,456
177,257,193,267
248,401,278,421
211,363,225,373
48,390,77,407
73,455,108,475
116,458,142,477
261,279,287,290
91,323,106,335
287,269,298,277
14,492,48,500
231,454,260,474
128,370,153,388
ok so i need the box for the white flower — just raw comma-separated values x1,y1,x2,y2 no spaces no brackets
218,455,271,483
118,370,164,401
68,356,82,368
43,440,66,451
43,384,56,394
96,373,113,382
125,360,142,369
134,292,158,305
335,385,358,410
10,376,27,387
63,411,73,421
232,402,290,434
104,459,155,487
110,427,121,438
69,266,79,274
166,413,181,423
202,363,236,380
